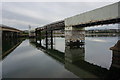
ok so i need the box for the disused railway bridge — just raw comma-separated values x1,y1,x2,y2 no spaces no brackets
36,2,120,49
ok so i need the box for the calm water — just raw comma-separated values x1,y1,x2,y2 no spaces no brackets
1,37,120,79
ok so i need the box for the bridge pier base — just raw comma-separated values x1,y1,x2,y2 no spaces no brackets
65,26,85,48
65,26,85,63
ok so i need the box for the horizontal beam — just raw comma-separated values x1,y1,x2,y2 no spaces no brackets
65,2,120,27
36,20,65,31
73,18,120,28
36,2,120,31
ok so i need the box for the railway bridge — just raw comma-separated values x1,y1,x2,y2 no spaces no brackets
35,1,120,49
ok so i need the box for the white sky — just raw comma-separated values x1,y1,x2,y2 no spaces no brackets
1,0,120,2
1,0,119,30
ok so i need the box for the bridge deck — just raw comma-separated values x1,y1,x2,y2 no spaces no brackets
65,2,120,27
36,2,120,31
36,20,65,31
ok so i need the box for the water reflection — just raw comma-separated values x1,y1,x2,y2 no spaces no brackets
65,45,85,63
2,37,120,79
30,38,120,79
2,38,24,59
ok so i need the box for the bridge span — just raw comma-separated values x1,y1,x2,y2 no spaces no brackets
36,2,120,49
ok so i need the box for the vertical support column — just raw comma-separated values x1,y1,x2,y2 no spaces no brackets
13,32,15,38
45,31,48,49
118,23,120,40
65,25,85,63
35,29,37,38
51,30,53,49
39,30,41,46
35,30,38,43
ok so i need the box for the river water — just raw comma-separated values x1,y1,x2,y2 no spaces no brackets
1,36,120,79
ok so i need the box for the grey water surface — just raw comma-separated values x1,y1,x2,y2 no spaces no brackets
2,37,119,78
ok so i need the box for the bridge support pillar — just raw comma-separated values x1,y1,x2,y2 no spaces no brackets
39,30,41,46
50,30,53,49
45,31,48,49
65,26,85,48
35,30,38,43
35,30,42,46
44,30,53,49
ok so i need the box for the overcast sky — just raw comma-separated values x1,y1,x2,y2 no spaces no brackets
1,1,119,30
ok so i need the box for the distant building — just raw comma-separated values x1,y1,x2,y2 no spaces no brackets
29,29,36,37
28,25,36,37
